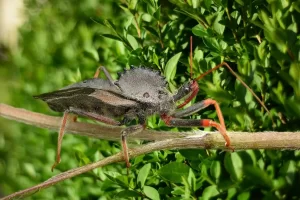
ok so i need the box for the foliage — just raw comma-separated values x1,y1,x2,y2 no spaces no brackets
0,0,300,199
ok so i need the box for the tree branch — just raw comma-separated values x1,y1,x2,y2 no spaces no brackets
1,103,300,199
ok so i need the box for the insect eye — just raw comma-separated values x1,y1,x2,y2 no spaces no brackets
143,92,150,98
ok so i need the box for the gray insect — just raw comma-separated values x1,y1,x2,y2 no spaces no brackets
35,62,269,171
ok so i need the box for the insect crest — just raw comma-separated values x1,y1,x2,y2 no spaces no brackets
116,67,170,104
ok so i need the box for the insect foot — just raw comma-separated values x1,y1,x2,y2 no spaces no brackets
121,125,145,169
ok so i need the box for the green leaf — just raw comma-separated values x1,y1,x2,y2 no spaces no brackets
114,190,141,198
212,10,225,35
153,7,161,20
280,160,296,185
127,34,139,50
192,24,210,37
210,160,221,182
202,185,219,200
74,151,91,166
100,34,123,42
202,37,222,53
179,149,207,160
158,162,190,183
83,48,99,62
164,52,182,82
188,168,196,193
143,25,159,38
144,186,160,200
137,163,151,188
105,172,128,188
224,153,243,182
244,166,273,189
237,192,250,200
128,0,138,10
204,0,212,9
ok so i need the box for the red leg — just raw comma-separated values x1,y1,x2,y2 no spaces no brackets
175,99,225,129
121,124,145,172
202,99,225,129
51,109,120,171
161,115,233,151
94,66,115,85
52,111,69,171
69,107,121,126
177,80,199,109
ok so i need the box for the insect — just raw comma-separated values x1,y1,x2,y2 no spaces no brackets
34,37,270,171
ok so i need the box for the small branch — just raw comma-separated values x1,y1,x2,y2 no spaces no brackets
1,103,300,199
0,103,186,141
2,132,300,200
134,13,141,38
1,103,300,148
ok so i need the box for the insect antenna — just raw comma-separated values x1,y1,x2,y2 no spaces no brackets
189,36,193,78
194,62,270,115
185,36,270,119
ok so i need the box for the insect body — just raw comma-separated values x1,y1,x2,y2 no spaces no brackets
35,62,267,171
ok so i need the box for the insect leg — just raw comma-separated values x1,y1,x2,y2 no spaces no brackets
121,124,145,169
94,66,115,85
51,111,69,171
69,107,121,125
161,116,233,151
174,99,225,128
177,80,199,109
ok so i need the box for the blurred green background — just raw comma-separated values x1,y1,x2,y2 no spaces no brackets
0,0,300,199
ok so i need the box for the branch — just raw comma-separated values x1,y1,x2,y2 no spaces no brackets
1,103,300,148
1,103,300,199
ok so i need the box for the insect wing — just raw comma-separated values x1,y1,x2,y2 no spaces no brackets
89,90,137,107
33,87,95,101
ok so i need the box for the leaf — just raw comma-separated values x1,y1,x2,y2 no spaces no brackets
279,160,296,185
224,152,243,182
202,37,222,53
144,186,160,200
114,190,141,198
104,173,128,188
158,162,190,183
153,6,161,20
91,18,117,32
137,163,151,188
74,151,91,166
127,34,139,50
212,10,225,35
244,166,273,189
192,24,210,37
210,160,221,182
188,168,196,193
164,52,182,82
143,25,159,38
202,185,219,200
83,48,99,62
179,149,207,161
237,192,250,200
100,34,123,42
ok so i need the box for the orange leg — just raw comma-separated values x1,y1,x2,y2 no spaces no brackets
161,116,233,151
121,124,145,172
163,98,233,150
51,111,69,171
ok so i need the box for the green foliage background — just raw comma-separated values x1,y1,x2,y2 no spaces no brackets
0,0,300,199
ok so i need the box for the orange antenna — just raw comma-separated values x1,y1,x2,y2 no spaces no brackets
195,62,270,114
190,36,193,78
